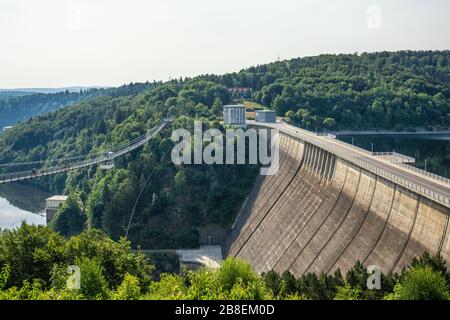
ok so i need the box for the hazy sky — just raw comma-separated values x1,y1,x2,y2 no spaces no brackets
1,0,449,88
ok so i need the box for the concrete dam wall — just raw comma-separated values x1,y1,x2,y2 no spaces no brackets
224,131,450,276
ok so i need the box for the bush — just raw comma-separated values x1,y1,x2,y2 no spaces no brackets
385,266,449,300
334,284,361,300
77,257,109,299
112,273,141,300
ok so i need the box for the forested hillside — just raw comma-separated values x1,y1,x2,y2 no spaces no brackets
0,79,258,248
0,50,449,249
0,82,155,129
202,50,450,130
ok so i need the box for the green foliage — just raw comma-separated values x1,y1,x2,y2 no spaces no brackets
77,257,109,299
214,258,269,300
183,258,270,300
0,83,156,129
0,223,66,287
0,228,449,301
216,258,257,291
145,273,188,300
247,51,450,130
112,273,141,300
262,270,283,297
0,264,10,290
297,271,344,300
407,251,450,289
385,266,450,300
49,193,87,237
66,229,155,289
174,170,187,191
146,258,270,300
0,224,154,298
0,80,258,250
334,284,362,300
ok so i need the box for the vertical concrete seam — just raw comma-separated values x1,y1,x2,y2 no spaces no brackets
327,172,378,273
225,135,293,256
271,153,338,271
362,181,397,265
233,135,296,238
390,193,421,273
305,165,362,274
437,207,450,254
233,139,305,258
287,160,349,274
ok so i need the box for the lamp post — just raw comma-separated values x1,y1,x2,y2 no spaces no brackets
351,137,354,146
424,159,427,172
371,142,374,154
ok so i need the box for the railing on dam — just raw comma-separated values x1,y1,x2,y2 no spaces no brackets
342,155,450,207
392,161,450,186
316,132,337,139
273,122,450,208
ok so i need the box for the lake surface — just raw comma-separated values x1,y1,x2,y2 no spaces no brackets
338,134,450,178
0,183,48,230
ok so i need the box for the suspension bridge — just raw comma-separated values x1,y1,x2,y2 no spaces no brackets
0,116,172,184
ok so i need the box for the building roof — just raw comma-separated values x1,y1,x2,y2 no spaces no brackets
46,195,68,201
256,110,276,113
228,87,250,93
223,104,245,108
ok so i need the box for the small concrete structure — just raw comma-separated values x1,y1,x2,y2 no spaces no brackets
223,105,246,126
372,151,415,164
255,110,276,123
2,126,13,132
228,87,251,99
176,245,223,270
100,151,115,170
45,195,68,223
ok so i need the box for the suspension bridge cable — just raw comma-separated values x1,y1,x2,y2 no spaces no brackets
0,115,171,183
124,147,172,239
0,118,166,168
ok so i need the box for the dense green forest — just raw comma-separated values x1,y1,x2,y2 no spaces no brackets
0,50,449,249
0,82,156,128
0,224,449,300
236,51,450,130
0,79,258,248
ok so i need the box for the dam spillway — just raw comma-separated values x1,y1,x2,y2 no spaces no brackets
224,121,450,276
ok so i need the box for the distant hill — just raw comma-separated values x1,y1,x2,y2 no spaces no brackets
0,82,156,129
0,91,34,100
0,86,110,94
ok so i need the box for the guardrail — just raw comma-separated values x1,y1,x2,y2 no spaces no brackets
316,132,337,139
344,155,450,207
273,122,450,208
392,161,450,186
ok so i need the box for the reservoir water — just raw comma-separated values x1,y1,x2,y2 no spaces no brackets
1,134,450,230
0,183,48,229
338,133,450,178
